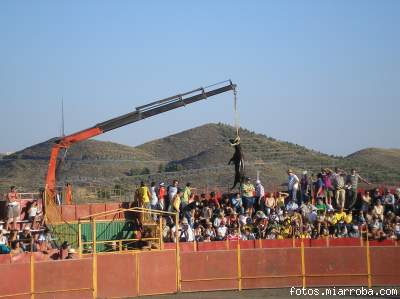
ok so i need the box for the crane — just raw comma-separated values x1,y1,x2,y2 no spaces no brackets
45,81,237,200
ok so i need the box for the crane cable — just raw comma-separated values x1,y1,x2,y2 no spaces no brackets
233,86,239,138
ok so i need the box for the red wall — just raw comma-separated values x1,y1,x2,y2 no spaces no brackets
1,247,400,298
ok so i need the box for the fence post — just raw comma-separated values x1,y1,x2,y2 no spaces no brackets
30,253,35,299
175,212,181,292
78,222,82,257
366,230,372,288
237,240,242,291
301,239,306,288
92,219,97,299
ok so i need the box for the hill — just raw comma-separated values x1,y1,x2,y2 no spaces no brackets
0,123,399,194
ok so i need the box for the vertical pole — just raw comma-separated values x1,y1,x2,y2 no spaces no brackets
175,212,181,292
301,239,306,288
366,228,372,288
159,216,163,250
78,222,82,257
92,219,97,299
30,253,35,299
237,239,242,291
136,252,140,296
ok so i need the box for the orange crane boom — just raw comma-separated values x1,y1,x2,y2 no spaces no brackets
45,81,236,200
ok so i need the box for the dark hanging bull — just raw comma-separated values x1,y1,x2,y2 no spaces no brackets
228,136,245,190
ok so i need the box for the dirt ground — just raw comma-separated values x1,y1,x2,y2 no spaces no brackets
127,288,400,299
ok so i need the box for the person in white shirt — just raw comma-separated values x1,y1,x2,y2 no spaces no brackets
287,169,299,203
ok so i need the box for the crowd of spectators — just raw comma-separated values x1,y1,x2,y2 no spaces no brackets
134,169,400,243
0,186,77,259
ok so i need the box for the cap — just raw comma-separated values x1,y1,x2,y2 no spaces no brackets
256,180,261,184
159,182,165,186
68,248,77,254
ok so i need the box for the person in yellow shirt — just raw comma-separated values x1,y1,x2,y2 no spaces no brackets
333,208,346,224
170,189,181,214
241,177,255,217
182,183,192,209
138,181,151,209
276,192,289,209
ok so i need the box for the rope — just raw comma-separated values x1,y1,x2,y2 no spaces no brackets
233,87,239,138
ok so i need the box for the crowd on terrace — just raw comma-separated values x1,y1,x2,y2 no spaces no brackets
1,167,400,257
134,168,400,243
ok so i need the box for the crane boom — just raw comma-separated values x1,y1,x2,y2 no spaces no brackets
45,81,236,200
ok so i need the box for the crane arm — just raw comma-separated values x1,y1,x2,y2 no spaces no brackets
45,82,236,199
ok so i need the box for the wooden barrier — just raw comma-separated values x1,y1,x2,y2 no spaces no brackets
1,246,400,298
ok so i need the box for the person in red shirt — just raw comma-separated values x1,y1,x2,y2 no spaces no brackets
209,192,220,209
158,183,166,210
65,183,73,205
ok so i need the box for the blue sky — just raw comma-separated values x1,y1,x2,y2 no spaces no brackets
0,1,399,156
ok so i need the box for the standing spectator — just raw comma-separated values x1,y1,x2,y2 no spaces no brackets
19,227,32,251
209,191,220,209
158,183,166,210
6,186,19,231
241,177,255,217
150,182,159,210
27,200,38,229
255,180,265,211
182,183,192,210
182,196,201,227
323,169,334,206
231,193,244,214
65,183,73,205
346,169,370,209
333,168,346,209
10,240,24,256
167,180,179,211
300,171,310,204
287,169,299,203
169,189,181,214
137,181,151,209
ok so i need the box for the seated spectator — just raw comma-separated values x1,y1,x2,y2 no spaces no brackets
19,227,32,252
361,191,371,214
382,190,395,213
10,240,24,255
373,200,384,221
65,248,77,259
227,228,240,241
241,227,256,240
0,229,8,245
264,193,276,215
215,221,227,241
276,192,288,209
286,199,299,212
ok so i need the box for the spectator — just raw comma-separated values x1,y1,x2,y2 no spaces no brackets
19,227,32,252
182,183,192,210
158,182,166,210
137,181,151,209
382,189,395,213
346,169,370,209
255,180,265,211
264,193,276,215
65,183,73,205
150,182,159,211
167,180,179,211
333,168,346,209
373,200,384,221
241,178,255,217
300,171,310,204
361,191,371,215
27,200,39,229
231,193,244,214
10,240,23,255
287,169,299,203
6,186,19,231
323,169,334,206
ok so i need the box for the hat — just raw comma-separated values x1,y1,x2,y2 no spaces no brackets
256,180,261,184
302,170,307,175
68,248,77,254
182,218,188,224
288,169,293,173
23,227,31,231
159,182,165,186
